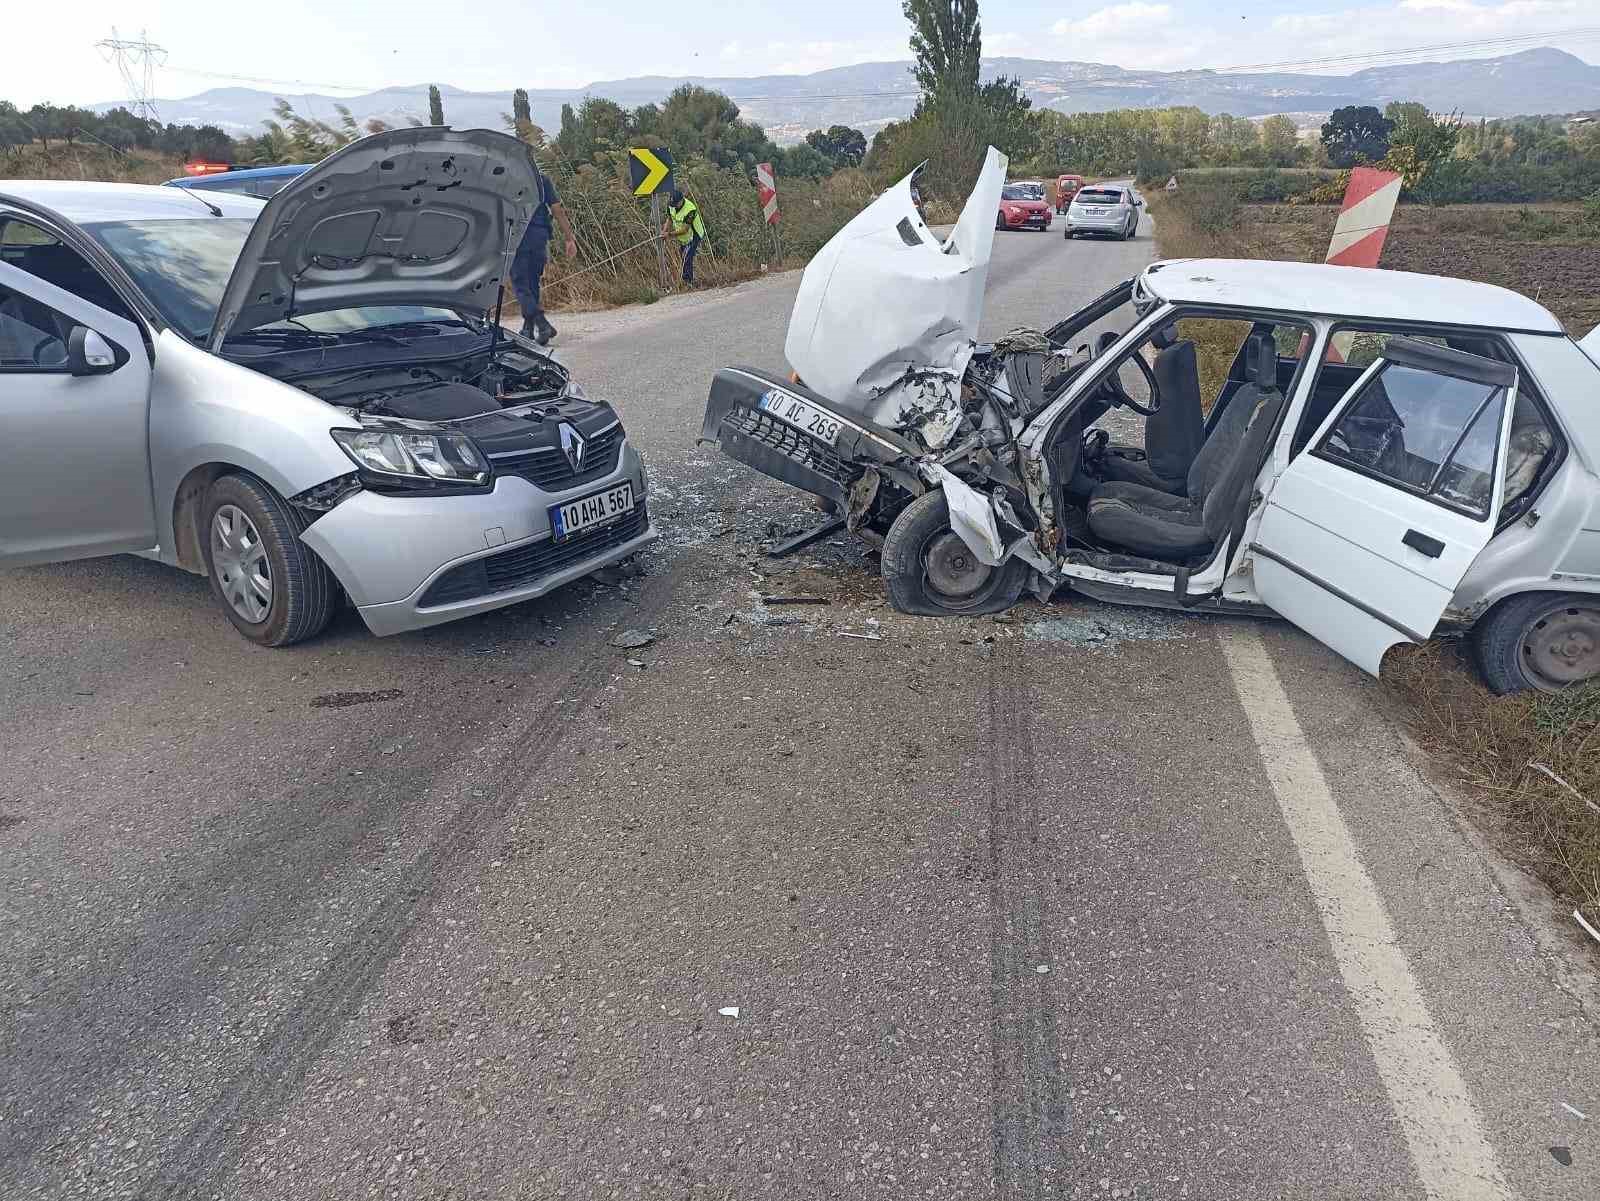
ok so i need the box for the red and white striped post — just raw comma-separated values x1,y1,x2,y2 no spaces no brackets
756,161,781,261
1325,166,1402,268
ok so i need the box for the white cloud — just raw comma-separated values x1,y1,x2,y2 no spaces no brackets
1052,4,1175,40
720,42,743,62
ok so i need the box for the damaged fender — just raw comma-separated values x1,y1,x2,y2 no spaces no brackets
928,466,1054,574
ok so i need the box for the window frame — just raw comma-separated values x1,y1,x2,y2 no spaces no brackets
0,281,74,375
1309,349,1514,523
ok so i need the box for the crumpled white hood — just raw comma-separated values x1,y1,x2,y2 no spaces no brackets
784,148,1006,441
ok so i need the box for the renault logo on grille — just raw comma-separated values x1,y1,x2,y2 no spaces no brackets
558,422,586,472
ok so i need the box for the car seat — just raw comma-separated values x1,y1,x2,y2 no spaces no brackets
1084,333,1285,560
1095,323,1205,495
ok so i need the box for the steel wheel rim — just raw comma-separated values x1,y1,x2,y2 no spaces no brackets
211,504,272,624
924,530,993,603
1521,604,1600,690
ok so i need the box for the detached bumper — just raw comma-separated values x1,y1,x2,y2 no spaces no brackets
699,367,917,507
299,442,655,636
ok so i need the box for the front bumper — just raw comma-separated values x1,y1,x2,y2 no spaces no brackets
299,441,655,636
1002,210,1051,229
699,367,918,508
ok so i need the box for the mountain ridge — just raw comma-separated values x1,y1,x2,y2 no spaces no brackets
90,47,1600,145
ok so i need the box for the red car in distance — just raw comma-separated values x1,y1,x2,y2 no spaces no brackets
996,181,1052,231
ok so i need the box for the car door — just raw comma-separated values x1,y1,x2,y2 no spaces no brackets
0,259,156,567
1249,336,1518,675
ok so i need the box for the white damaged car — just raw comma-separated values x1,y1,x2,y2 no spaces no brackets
702,148,1600,693
0,128,654,645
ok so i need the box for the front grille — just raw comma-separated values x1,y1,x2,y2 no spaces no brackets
419,505,649,608
725,405,857,489
493,424,624,493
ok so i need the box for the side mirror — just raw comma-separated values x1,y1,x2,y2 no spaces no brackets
67,326,121,377
1133,197,1144,207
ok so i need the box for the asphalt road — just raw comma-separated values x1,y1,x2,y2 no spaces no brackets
2,206,1597,1200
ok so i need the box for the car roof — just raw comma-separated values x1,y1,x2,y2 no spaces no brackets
0,179,265,223
1142,257,1564,334
166,164,312,188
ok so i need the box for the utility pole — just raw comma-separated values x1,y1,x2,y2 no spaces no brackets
96,29,167,123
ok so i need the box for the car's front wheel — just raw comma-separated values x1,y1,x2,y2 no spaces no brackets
202,473,337,647
1471,591,1600,693
881,490,1029,618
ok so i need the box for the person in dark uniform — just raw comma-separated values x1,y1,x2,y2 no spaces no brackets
511,163,577,345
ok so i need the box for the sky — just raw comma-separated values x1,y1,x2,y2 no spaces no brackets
8,0,1598,108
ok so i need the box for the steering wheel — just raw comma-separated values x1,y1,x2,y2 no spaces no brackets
1102,342,1159,417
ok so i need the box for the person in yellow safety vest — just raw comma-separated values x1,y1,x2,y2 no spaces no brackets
661,189,707,285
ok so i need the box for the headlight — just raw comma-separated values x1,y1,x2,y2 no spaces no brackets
331,428,490,488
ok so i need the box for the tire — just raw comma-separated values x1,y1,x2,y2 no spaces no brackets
881,490,1029,618
201,473,337,647
1471,591,1600,694
1063,228,1073,240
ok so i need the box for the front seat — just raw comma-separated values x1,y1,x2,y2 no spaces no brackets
1096,323,1206,494
1085,333,1286,560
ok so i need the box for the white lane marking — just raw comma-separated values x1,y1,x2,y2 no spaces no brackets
1217,625,1515,1201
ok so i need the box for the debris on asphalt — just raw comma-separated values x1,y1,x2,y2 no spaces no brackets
760,595,829,606
626,658,646,669
839,631,883,641
610,629,655,649
1560,1102,1588,1120
1024,610,1191,650
310,689,404,709
718,1006,740,1018
1550,1146,1573,1167
1035,964,1050,974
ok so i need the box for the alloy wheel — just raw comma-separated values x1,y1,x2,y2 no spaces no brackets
210,504,272,624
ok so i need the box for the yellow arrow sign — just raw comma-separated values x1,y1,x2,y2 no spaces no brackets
629,147,673,197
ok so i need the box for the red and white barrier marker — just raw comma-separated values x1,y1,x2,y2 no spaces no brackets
756,161,780,226
1325,166,1402,268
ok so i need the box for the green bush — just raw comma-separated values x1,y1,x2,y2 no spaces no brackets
1164,167,1339,202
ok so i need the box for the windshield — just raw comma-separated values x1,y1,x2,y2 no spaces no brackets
89,218,253,341
1002,184,1044,201
88,218,465,344
1076,189,1123,204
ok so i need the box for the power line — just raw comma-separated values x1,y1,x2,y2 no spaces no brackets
96,28,168,122
148,24,1600,107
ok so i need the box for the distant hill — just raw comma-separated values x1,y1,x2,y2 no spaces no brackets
91,47,1600,146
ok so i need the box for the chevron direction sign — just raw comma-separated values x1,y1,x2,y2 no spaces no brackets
628,148,674,198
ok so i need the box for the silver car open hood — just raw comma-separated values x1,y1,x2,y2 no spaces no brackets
783,147,1005,444
209,127,539,351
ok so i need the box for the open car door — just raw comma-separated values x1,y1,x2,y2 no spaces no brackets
1249,337,1518,675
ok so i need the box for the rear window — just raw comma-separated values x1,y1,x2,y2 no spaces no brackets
1076,189,1122,204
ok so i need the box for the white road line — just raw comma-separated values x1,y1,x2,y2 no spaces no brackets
1217,625,1515,1201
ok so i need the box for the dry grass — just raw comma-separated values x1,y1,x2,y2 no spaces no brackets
1150,186,1600,935
1,143,186,185
527,159,877,314
1388,646,1600,926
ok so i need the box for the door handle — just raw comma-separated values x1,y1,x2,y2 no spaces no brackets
1403,529,1444,558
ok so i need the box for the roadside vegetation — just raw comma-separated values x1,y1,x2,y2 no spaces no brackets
1149,181,1600,934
